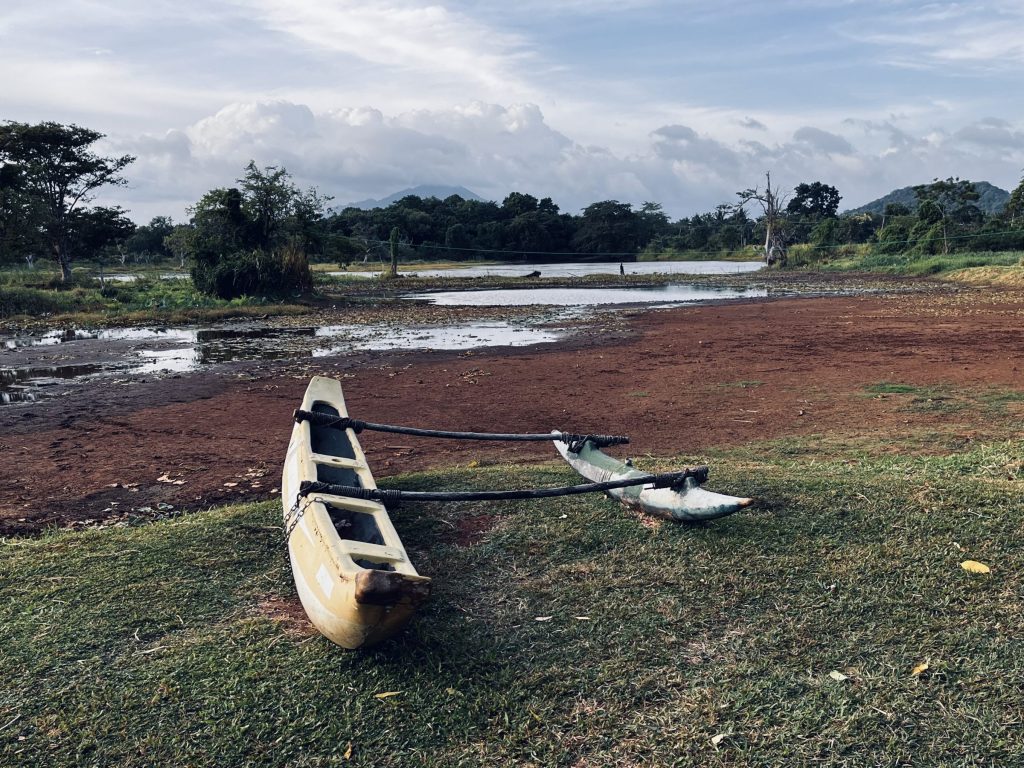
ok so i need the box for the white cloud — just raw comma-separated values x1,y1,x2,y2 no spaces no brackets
100,99,1024,223
235,0,538,99
840,2,1024,69
792,127,855,156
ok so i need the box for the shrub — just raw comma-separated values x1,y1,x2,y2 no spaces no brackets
191,248,311,300
0,285,98,318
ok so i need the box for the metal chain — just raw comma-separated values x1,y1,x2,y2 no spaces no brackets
283,494,317,542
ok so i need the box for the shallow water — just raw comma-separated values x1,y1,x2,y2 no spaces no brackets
408,284,768,307
332,260,764,279
0,321,563,404
97,273,189,283
313,322,561,356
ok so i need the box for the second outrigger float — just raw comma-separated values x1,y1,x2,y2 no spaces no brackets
284,376,753,649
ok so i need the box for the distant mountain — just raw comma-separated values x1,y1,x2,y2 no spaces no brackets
347,185,484,210
846,181,1010,216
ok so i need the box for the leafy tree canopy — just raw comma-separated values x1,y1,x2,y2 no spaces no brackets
0,121,134,279
787,182,841,220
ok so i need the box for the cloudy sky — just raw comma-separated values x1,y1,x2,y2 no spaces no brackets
3,0,1023,222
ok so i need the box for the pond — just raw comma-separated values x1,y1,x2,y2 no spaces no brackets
408,284,768,307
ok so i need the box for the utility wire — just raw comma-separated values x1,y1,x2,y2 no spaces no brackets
348,226,1024,261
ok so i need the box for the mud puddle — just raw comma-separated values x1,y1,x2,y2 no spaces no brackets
0,320,563,404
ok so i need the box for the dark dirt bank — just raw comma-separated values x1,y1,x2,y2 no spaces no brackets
3,281,1023,535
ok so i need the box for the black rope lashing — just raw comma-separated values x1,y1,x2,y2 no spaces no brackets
566,435,594,454
297,466,709,505
293,409,629,448
294,410,365,433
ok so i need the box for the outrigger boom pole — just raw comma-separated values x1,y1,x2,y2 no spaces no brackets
298,466,710,505
293,409,629,450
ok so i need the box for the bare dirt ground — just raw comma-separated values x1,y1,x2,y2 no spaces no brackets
3,283,1024,535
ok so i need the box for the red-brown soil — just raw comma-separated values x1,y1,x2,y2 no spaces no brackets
3,286,1023,535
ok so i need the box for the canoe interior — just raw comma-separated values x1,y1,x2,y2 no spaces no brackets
310,402,360,487
322,503,394,572
307,402,396,570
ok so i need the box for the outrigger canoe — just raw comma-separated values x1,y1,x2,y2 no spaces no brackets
282,376,430,649
554,437,753,521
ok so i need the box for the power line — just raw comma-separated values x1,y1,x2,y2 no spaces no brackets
349,226,1024,260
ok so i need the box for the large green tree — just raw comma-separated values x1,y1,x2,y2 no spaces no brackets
238,161,295,250
572,201,640,255
912,177,980,254
0,121,134,280
125,216,175,262
0,161,45,266
68,206,135,266
787,182,841,220
1004,175,1024,227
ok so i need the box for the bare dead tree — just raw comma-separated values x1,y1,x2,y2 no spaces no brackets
736,171,789,266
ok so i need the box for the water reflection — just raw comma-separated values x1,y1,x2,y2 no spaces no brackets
98,273,189,283
0,363,107,403
409,284,768,307
314,322,561,355
3,327,194,349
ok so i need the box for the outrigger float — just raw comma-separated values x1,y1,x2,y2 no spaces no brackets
283,376,752,649
554,438,753,522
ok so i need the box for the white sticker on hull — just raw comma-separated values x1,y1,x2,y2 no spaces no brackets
284,438,302,500
316,563,336,599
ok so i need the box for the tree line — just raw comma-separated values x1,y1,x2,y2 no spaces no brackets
3,120,1024,297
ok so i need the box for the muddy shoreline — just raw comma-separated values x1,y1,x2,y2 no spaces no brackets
3,277,1023,536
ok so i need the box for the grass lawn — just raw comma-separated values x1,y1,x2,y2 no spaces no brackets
785,247,1024,277
2,433,1022,766
0,267,309,327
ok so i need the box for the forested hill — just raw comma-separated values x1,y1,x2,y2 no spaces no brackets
349,185,483,210
847,181,1010,216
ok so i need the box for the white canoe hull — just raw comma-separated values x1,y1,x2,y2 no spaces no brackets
554,438,752,522
282,376,430,649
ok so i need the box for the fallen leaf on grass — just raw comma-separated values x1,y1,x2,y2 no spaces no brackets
912,662,930,676
343,743,353,760
960,560,991,574
711,733,729,747
374,691,402,699
829,670,849,682
535,616,553,622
